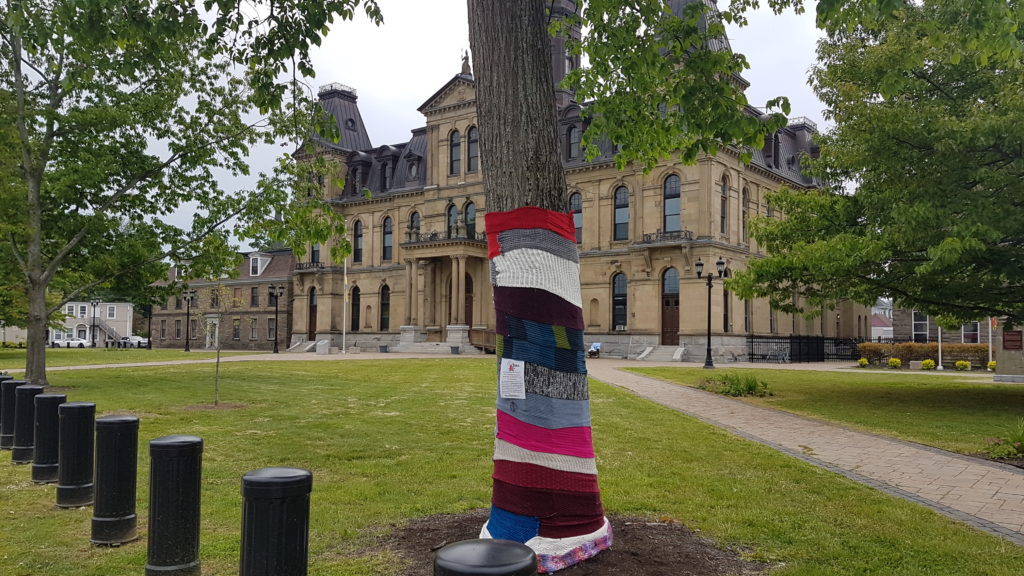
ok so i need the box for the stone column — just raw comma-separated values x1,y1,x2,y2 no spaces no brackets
449,255,460,325
456,256,467,325
403,259,414,325
425,261,436,326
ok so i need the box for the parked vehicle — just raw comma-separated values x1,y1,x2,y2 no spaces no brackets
118,335,149,348
52,337,89,348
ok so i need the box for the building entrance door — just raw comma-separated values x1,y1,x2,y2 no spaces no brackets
661,267,680,345
307,287,317,341
464,274,473,327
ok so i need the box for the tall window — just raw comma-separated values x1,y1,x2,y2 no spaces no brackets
382,217,393,261
107,305,116,319
310,243,320,264
350,286,361,332
160,319,167,339
250,287,259,307
251,257,260,275
611,273,628,329
465,202,477,238
613,186,629,241
380,161,390,190
267,317,277,340
379,285,391,331
232,319,241,340
249,318,258,340
720,176,729,235
447,204,459,238
353,220,363,263
722,272,731,333
663,174,681,233
769,307,778,334
912,310,928,343
190,319,197,339
175,319,182,339
962,321,979,343
569,192,583,244
467,127,479,173
566,126,580,160
449,130,461,175
409,211,421,239
744,300,752,333
741,187,750,242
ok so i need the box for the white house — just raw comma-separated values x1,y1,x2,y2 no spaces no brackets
50,301,135,346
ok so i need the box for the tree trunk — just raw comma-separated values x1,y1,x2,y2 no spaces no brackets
468,1,610,571
25,278,49,387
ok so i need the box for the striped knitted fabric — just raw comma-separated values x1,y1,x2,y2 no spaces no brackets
481,207,611,573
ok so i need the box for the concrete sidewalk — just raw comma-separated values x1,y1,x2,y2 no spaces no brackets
586,359,1024,546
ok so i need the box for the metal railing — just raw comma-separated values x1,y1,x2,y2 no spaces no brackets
747,335,863,363
638,229,694,244
295,262,324,271
469,328,496,352
402,230,487,245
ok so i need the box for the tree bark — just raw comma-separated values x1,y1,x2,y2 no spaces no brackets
468,1,610,571
468,0,568,213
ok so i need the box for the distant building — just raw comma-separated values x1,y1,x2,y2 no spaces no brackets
152,249,294,351
891,309,993,344
50,301,135,346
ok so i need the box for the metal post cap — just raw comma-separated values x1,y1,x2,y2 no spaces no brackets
242,467,312,499
96,415,140,429
434,539,537,576
150,435,203,456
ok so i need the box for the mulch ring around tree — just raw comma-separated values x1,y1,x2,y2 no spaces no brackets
375,508,770,575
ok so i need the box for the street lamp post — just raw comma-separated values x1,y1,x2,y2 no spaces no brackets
145,304,153,350
90,298,100,348
184,289,196,352
696,257,725,369
269,285,286,353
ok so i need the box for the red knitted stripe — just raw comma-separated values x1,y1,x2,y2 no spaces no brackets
496,410,594,458
493,460,600,493
538,515,608,539
486,207,576,258
491,478,605,519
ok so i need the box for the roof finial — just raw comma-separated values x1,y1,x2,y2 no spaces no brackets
461,49,472,75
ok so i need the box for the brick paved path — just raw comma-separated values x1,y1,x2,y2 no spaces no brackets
587,360,1024,546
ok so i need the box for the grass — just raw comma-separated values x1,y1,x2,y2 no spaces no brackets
0,358,1021,575
631,366,1024,455
0,348,260,371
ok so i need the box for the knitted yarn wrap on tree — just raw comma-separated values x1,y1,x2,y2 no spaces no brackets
481,206,612,572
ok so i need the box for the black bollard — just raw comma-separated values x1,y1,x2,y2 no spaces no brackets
11,384,45,463
0,378,26,449
56,401,96,508
91,415,140,545
31,394,67,483
434,540,538,576
240,467,313,576
146,435,203,576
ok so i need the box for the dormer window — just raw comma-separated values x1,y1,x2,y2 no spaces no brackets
250,257,261,276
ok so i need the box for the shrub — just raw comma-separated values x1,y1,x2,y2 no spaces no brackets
888,357,902,369
985,419,1024,460
988,360,997,371
921,359,936,370
699,373,772,397
857,342,988,368
858,357,869,368
955,360,971,371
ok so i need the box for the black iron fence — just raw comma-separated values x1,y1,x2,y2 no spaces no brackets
747,335,864,363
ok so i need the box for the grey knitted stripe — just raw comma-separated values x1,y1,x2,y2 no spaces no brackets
497,229,579,263
497,393,592,429
520,364,589,400
493,439,599,475
490,249,582,308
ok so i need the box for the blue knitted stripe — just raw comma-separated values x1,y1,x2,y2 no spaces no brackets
501,316,584,351
496,392,591,429
485,505,540,543
500,335,586,374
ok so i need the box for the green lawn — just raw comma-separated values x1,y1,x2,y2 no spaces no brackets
0,348,261,371
1,359,1022,575
630,366,1024,454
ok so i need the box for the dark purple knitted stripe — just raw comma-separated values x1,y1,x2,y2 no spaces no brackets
494,286,584,331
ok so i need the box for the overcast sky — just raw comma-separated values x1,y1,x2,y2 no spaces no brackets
301,0,826,148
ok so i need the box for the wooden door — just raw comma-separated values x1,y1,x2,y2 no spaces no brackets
661,295,679,345
307,287,317,340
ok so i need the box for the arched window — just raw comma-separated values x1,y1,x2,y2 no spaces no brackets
447,204,459,238
382,217,393,261
612,273,627,329
409,211,421,240
720,176,730,235
464,202,476,238
662,267,680,295
569,192,583,244
722,270,731,333
613,186,629,241
741,187,750,242
353,220,363,263
350,286,360,332
449,130,461,175
467,127,479,173
379,285,391,331
663,174,681,233
566,126,580,160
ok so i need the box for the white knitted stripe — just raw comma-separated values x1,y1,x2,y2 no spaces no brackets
480,517,612,556
490,248,582,308
493,439,598,475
